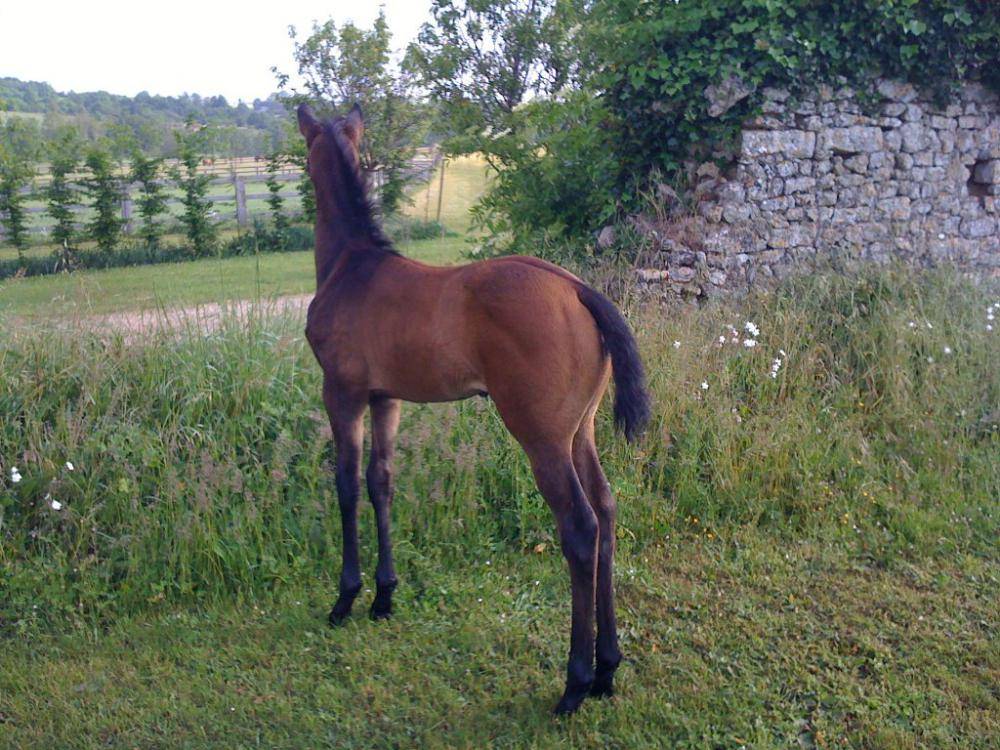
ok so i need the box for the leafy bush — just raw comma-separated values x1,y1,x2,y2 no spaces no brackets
0,223,314,281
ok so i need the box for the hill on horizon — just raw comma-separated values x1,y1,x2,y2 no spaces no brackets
0,76,291,157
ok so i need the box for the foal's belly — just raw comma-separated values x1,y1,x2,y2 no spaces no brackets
369,366,488,404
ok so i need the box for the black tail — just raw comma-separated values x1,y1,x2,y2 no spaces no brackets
577,285,652,442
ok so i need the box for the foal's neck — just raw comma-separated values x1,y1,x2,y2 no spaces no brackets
313,223,393,290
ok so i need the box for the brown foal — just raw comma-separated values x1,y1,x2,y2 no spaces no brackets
298,103,650,714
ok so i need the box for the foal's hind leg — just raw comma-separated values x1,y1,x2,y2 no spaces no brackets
323,377,367,625
525,445,599,715
573,419,622,698
367,396,402,619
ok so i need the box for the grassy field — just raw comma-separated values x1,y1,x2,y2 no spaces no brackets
1,267,997,748
0,156,488,317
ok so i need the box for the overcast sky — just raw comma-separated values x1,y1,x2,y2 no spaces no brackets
0,1,432,104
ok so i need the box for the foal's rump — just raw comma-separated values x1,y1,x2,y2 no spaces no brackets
460,256,647,444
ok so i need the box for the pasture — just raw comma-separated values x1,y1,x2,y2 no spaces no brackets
0,155,486,317
1,260,997,747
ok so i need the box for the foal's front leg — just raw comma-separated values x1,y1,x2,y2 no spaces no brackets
367,396,402,619
324,379,367,626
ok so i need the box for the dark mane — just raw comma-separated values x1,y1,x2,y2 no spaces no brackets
321,121,398,257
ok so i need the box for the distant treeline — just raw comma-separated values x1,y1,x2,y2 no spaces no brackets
0,77,290,157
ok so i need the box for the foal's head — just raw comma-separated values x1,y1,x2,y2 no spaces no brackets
297,103,395,282
297,103,371,230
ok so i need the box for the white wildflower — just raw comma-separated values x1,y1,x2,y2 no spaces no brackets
65,461,75,472
10,466,21,484
908,321,916,329
927,356,934,363
50,499,62,511
943,346,952,355
701,381,709,391
718,335,726,345
744,321,760,337
988,324,994,332
743,338,757,348
673,340,681,349
779,349,787,358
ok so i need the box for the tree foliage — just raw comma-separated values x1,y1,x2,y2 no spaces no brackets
407,0,584,160
172,121,217,256
265,150,289,236
129,149,169,248
45,127,82,256
274,10,427,214
0,120,38,256
82,143,125,253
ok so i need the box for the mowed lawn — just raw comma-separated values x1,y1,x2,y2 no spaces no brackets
0,155,488,318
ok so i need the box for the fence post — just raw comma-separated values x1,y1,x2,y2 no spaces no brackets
436,157,447,225
122,189,134,235
235,177,248,228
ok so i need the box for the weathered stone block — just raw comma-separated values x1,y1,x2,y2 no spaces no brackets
877,79,917,102
844,154,869,173
959,115,987,129
880,197,912,221
929,115,957,131
722,203,751,223
784,177,816,194
884,130,903,152
900,122,929,153
741,130,816,158
669,266,697,283
961,217,997,238
973,159,999,184
822,126,884,154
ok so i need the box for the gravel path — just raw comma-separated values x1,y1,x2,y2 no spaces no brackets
95,294,313,334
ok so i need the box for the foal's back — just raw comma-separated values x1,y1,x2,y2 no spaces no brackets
309,253,610,433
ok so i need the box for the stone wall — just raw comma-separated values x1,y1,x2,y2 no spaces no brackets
635,79,1000,299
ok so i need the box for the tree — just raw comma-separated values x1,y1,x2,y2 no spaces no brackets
273,9,427,214
0,120,39,257
82,142,125,253
171,120,217,256
406,0,584,162
45,127,82,257
265,150,289,236
130,148,169,247
285,136,316,224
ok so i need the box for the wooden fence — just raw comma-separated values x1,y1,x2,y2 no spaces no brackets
1,149,443,240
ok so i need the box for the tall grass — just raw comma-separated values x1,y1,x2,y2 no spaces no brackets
1,267,996,633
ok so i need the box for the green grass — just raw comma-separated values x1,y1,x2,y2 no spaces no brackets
0,236,468,318
1,267,997,747
0,156,488,317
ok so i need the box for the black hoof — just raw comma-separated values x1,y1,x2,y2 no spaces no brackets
590,657,620,698
589,676,614,698
553,683,592,715
370,581,396,621
328,593,358,626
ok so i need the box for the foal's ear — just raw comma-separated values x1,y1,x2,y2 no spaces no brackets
342,103,364,148
297,103,321,145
